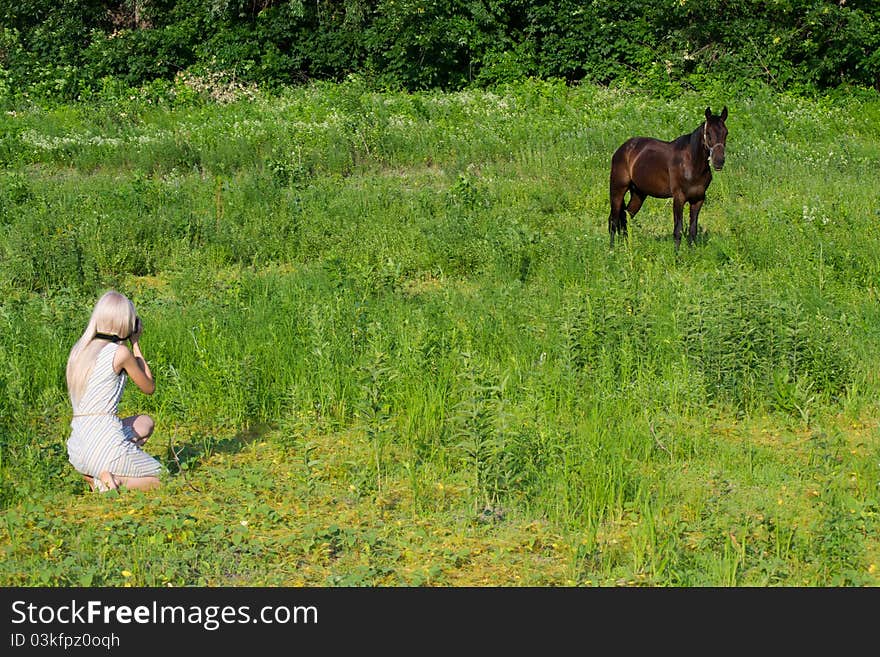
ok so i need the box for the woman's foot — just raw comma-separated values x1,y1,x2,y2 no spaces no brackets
94,471,119,493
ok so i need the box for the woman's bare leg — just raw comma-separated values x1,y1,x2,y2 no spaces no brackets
122,414,154,447
95,470,119,491
85,472,160,492
112,475,161,491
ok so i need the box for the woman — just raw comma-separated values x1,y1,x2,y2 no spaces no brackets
66,290,164,492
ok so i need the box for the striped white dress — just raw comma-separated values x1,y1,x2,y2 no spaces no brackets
67,342,164,478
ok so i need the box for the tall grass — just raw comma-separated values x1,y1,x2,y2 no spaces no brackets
1,78,878,585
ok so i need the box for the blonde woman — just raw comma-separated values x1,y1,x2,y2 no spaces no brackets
66,290,164,492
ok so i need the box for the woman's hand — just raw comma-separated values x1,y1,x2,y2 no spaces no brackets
130,316,144,344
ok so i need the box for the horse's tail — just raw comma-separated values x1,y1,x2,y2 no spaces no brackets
608,143,631,245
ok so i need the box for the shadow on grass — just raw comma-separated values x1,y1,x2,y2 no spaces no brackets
162,423,275,479
604,223,717,251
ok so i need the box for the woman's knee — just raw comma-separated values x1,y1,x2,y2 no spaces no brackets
130,414,155,439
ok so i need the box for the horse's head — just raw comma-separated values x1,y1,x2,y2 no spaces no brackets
704,106,728,171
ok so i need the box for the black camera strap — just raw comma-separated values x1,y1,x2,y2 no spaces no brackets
94,332,128,343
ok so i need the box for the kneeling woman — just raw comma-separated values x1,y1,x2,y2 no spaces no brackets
66,290,164,492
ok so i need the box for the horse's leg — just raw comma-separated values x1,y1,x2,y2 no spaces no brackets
624,189,645,238
672,195,685,249
688,198,704,246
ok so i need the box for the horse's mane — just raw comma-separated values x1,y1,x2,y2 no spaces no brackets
671,122,707,156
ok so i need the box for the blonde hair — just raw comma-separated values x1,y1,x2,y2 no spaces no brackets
66,290,139,408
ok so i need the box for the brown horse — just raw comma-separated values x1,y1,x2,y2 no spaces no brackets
608,106,728,248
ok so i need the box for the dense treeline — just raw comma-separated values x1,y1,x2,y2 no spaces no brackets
1,0,878,100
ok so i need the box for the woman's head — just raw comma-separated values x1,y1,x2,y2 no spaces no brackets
66,290,139,407
91,290,139,341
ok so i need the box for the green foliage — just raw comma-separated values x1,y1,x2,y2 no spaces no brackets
681,266,855,413
1,0,878,101
522,0,656,85
82,18,202,88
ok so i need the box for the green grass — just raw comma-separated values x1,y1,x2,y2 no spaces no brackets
1,78,878,586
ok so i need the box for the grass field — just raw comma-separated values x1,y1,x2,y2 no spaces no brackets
1,77,879,586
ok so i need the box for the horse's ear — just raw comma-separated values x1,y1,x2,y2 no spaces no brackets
705,107,712,120
720,106,728,121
